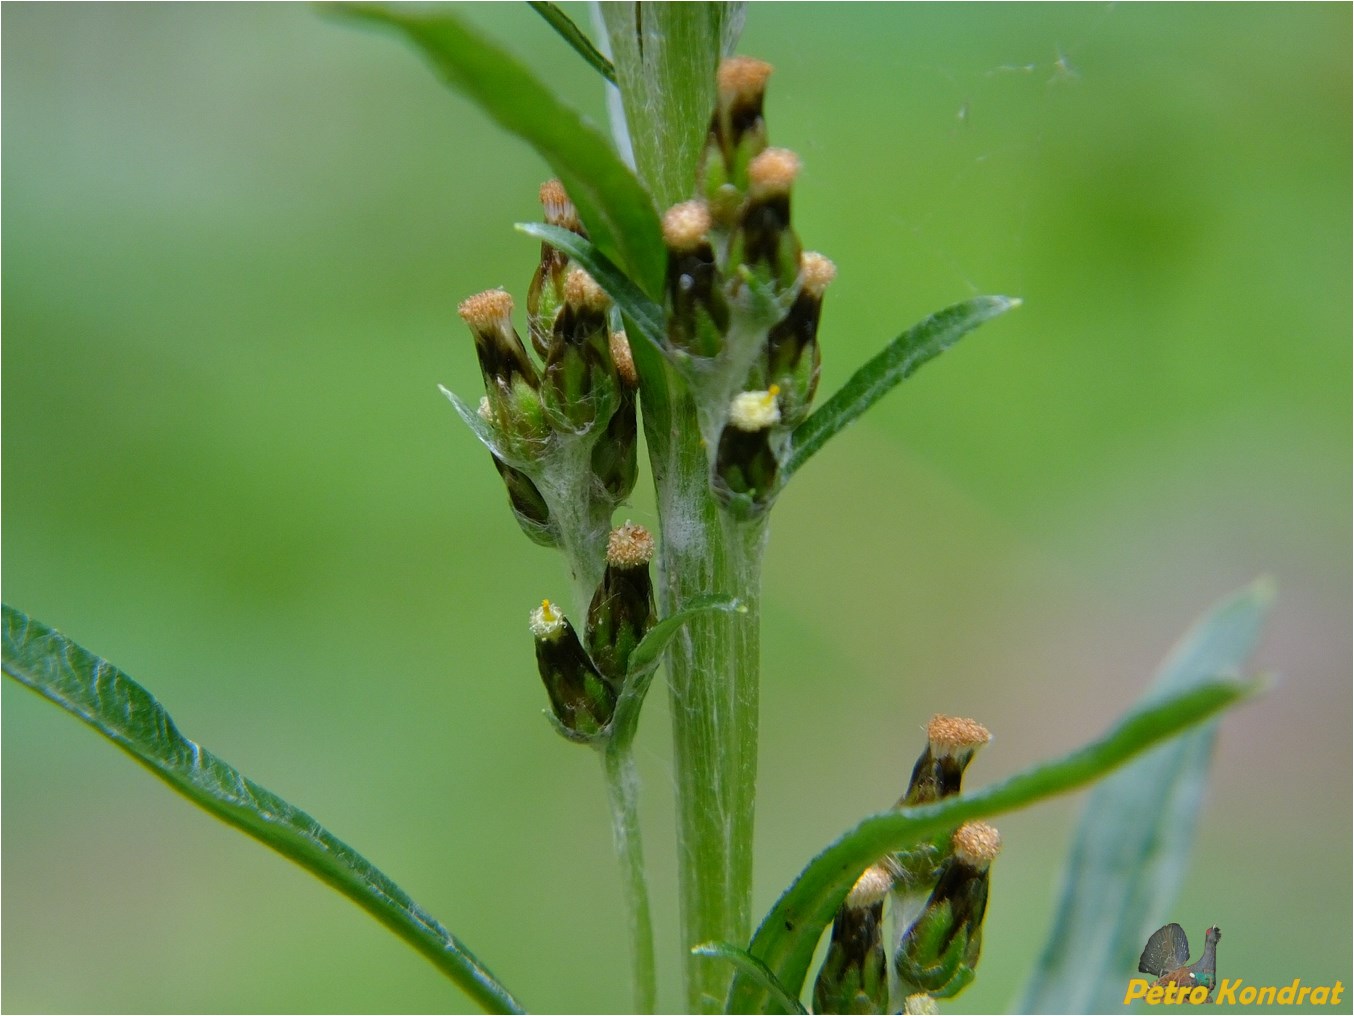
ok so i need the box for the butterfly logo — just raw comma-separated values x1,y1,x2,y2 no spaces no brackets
1138,923,1222,1001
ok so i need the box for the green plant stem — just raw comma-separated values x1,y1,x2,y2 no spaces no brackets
654,385,767,1012
602,596,744,1015
601,743,658,1013
599,3,730,222
598,6,753,1009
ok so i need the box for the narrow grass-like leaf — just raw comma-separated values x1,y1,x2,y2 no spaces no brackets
609,594,744,748
332,5,664,296
2,604,525,1016
784,296,1020,480
1017,580,1274,1014
527,1,616,84
726,675,1262,1014
693,942,807,1016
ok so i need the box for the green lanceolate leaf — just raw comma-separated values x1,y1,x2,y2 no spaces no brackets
783,296,1021,480
527,1,616,84
1017,580,1274,1014
332,4,664,297
609,594,745,749
1,604,525,1016
692,942,807,1016
726,675,1262,1014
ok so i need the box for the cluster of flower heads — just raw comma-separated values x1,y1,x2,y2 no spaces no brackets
457,184,649,740
452,55,837,737
453,52,999,1004
457,54,836,554
457,180,636,558
813,715,1003,1013
667,55,836,517
529,521,655,740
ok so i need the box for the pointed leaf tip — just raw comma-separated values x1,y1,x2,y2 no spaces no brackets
784,295,1020,480
527,1,617,84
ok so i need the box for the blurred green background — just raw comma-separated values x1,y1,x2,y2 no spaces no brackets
4,4,1349,1013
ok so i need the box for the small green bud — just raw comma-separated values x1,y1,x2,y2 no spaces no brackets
700,56,774,227
712,386,782,516
530,599,616,738
662,201,728,357
487,447,557,548
813,864,893,1015
527,179,586,359
586,522,657,683
731,147,803,290
895,822,1001,1000
476,379,550,465
767,251,835,426
543,268,616,433
899,714,992,808
589,332,639,503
